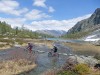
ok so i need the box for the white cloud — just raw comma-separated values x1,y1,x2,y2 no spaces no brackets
31,14,91,31
0,17,26,27
0,0,28,16
33,0,47,8
25,9,51,20
33,0,55,13
0,14,91,31
48,6,55,13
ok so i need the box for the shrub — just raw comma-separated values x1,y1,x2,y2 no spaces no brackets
58,71,77,75
15,39,26,45
94,53,100,60
74,64,89,75
0,44,5,47
18,42,23,45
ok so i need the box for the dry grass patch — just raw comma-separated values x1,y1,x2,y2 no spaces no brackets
0,59,36,75
41,69,58,75
33,39,54,48
0,47,37,75
63,42,100,55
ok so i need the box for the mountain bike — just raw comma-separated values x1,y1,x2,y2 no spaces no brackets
48,49,59,57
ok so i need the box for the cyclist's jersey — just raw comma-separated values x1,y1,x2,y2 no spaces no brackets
54,46,57,53
29,45,33,48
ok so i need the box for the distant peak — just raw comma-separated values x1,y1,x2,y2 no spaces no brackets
96,8,100,10
94,8,100,13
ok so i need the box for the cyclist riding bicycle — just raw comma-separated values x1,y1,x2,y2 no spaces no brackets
48,45,59,57
27,43,33,53
53,46,58,56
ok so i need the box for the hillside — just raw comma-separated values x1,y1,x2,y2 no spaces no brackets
67,8,100,34
62,8,100,39
36,30,66,37
0,21,54,39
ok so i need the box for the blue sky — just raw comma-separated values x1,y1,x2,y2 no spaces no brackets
0,0,100,31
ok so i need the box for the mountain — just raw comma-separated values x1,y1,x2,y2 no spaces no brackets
63,8,100,39
84,29,100,41
67,8,100,34
36,30,66,37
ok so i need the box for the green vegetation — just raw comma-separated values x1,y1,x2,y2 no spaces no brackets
63,42,100,56
0,21,54,48
0,21,12,35
0,44,5,47
0,21,54,39
61,31,91,39
74,64,89,75
94,53,100,60
57,64,96,75
0,39,14,43
58,71,77,75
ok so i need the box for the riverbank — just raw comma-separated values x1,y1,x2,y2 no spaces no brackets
0,39,100,75
63,42,100,56
0,39,100,55
29,39,100,56
0,47,37,75
0,59,36,75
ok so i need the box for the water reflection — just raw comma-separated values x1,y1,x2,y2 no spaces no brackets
49,56,59,68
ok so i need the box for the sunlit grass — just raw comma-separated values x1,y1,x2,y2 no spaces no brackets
63,42,100,56
0,48,37,75
0,59,36,75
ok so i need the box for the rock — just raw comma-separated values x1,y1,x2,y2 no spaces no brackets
67,55,98,66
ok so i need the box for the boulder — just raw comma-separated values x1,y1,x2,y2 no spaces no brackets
67,55,98,66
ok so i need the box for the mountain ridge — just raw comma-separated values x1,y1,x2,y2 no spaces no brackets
36,30,66,37
67,8,100,34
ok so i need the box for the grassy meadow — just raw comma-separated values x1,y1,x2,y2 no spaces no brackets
31,39,100,56
63,42,100,56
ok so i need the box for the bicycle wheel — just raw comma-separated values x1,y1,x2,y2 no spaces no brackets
48,52,52,57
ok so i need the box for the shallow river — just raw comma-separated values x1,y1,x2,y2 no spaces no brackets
28,52,68,75
0,39,77,75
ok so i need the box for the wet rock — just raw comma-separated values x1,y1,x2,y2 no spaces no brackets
67,55,98,66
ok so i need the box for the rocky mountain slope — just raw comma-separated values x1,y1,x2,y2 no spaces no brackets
67,8,100,34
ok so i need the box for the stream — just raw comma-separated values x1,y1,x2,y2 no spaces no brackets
28,52,68,75
0,43,73,75
27,44,73,75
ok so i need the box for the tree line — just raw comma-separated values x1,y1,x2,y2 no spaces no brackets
0,21,54,39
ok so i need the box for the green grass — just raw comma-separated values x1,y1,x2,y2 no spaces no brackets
44,63,100,75
62,31,91,39
0,39,13,43
58,71,77,75
0,44,5,47
63,42,100,56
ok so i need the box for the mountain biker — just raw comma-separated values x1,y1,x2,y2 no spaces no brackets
27,43,33,53
53,46,58,53
53,46,58,56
